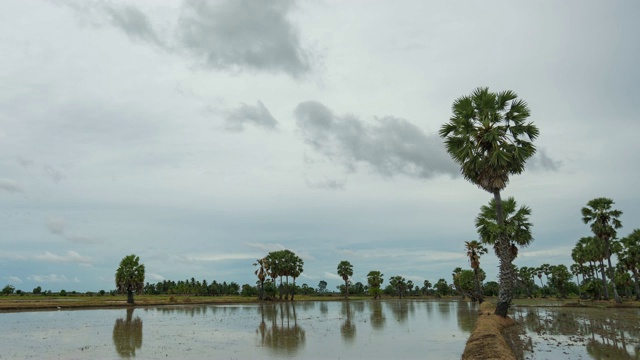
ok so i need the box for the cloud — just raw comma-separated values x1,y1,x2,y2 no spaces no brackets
324,272,342,281
304,177,345,190
33,251,93,266
27,274,78,283
177,0,311,76
0,178,22,193
47,216,67,235
183,253,257,262
147,273,166,282
46,216,102,244
294,101,459,179
6,276,23,284
246,242,287,253
43,165,65,183
102,4,164,48
224,101,278,132
527,149,562,171
57,0,311,76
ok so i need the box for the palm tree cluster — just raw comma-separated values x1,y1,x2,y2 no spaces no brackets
254,250,304,301
570,198,640,302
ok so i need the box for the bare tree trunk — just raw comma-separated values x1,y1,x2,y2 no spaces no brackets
127,289,134,304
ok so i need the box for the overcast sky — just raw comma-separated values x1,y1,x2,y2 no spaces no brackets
1,0,639,293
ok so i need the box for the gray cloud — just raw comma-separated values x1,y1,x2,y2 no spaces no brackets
0,178,22,193
177,0,310,76
43,165,65,183
57,0,311,77
46,216,102,244
528,149,562,172
294,101,458,179
102,4,164,48
225,101,278,132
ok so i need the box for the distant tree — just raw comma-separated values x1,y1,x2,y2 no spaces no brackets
2,285,15,295
440,87,538,317
422,280,432,295
483,281,499,296
434,278,450,296
465,240,488,303
619,229,640,300
456,270,479,299
389,276,407,298
550,265,572,299
253,258,267,300
367,271,384,299
33,286,42,295
317,280,327,294
115,254,146,304
241,284,257,297
337,261,354,299
582,197,623,304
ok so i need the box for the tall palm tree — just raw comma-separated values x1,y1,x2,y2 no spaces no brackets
475,196,533,310
337,261,353,299
581,197,623,303
254,258,267,300
440,87,539,317
465,240,488,303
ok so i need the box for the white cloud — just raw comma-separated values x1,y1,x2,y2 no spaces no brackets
0,178,22,193
27,274,73,283
6,276,23,284
147,273,166,282
33,251,93,266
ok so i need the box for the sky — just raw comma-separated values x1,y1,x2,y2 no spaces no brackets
1,0,639,293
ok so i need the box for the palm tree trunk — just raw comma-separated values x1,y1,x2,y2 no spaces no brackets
605,249,622,304
127,289,134,304
473,268,484,304
599,260,609,300
632,268,640,301
493,189,513,318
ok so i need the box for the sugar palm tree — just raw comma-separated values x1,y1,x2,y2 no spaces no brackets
337,261,353,299
581,197,623,303
115,254,145,304
465,240,487,303
254,258,267,300
618,229,640,301
367,271,384,299
475,196,533,310
440,87,538,317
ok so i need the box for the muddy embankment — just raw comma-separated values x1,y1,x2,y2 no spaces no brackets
462,302,517,360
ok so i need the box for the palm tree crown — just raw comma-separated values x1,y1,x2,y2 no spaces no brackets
476,197,533,258
439,87,539,194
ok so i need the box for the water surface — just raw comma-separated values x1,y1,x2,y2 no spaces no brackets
0,300,477,359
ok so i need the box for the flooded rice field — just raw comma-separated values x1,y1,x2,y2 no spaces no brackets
2,300,638,359
511,306,640,360
0,300,477,359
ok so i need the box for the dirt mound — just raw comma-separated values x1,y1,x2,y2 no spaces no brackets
461,302,517,360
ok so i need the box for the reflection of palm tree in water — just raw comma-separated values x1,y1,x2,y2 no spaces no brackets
340,301,356,343
369,301,385,330
256,303,306,356
388,301,409,323
113,308,143,358
513,308,640,359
